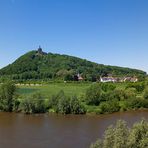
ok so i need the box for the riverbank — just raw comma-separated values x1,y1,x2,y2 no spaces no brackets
1,81,148,115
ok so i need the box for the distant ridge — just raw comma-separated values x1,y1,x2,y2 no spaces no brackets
0,47,146,81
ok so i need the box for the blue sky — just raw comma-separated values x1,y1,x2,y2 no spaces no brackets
0,0,148,72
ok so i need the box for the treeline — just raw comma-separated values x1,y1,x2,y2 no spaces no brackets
90,120,148,148
85,82,148,114
0,81,86,114
0,50,146,81
1,81,148,114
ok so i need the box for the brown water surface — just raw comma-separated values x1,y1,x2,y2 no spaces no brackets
0,110,148,148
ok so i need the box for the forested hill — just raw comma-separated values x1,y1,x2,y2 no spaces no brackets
0,48,146,81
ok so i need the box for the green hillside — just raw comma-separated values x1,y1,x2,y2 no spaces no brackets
0,47,146,81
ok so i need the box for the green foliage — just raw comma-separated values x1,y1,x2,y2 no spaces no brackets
99,100,120,114
126,82,145,93
111,88,125,101
49,91,86,114
100,83,116,92
126,98,148,109
143,87,148,99
13,98,20,112
57,93,71,114
90,120,148,148
49,90,65,110
85,83,102,105
90,139,103,148
0,81,16,112
127,120,148,148
103,88,136,102
0,50,146,81
20,93,46,114
70,96,86,114
20,97,32,114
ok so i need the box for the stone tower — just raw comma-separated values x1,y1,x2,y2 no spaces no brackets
38,46,43,54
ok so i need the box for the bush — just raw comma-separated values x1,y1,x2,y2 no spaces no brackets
105,88,136,101
0,81,16,112
124,88,136,100
20,93,46,114
100,83,116,92
101,88,124,102
126,82,145,93
85,83,102,105
126,98,148,109
143,87,148,99
70,96,86,114
90,120,148,148
57,95,71,114
49,91,86,114
48,90,65,110
99,100,120,114
13,98,20,112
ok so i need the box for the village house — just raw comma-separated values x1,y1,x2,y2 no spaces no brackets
77,73,84,81
123,77,138,82
100,76,138,83
100,77,117,83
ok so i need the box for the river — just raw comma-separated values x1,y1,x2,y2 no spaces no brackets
0,110,148,148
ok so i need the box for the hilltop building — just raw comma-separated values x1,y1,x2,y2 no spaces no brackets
36,46,47,55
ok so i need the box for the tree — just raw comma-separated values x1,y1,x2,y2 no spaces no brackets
21,93,46,114
70,96,86,114
100,83,116,92
124,88,136,100
85,84,102,105
127,120,148,148
143,87,148,99
49,91,86,114
90,140,102,148
0,81,16,112
99,100,120,114
48,90,65,111
90,120,148,148
57,95,71,114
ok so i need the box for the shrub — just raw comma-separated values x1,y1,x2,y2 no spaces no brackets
126,98,148,109
13,99,20,112
20,93,46,114
143,87,148,99
48,90,65,110
106,88,136,101
49,91,86,114
126,82,145,93
99,100,120,114
85,83,102,105
90,120,148,148
70,96,86,114
100,83,116,92
124,88,136,100
0,81,16,112
57,95,71,114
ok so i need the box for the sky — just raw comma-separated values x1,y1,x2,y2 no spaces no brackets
0,0,148,73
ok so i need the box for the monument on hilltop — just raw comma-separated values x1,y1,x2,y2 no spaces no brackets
37,46,47,55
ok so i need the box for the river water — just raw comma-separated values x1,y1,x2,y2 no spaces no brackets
0,110,148,148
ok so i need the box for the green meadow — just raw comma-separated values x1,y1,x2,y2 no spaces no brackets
17,83,91,98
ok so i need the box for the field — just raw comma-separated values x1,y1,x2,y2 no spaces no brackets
17,83,91,99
